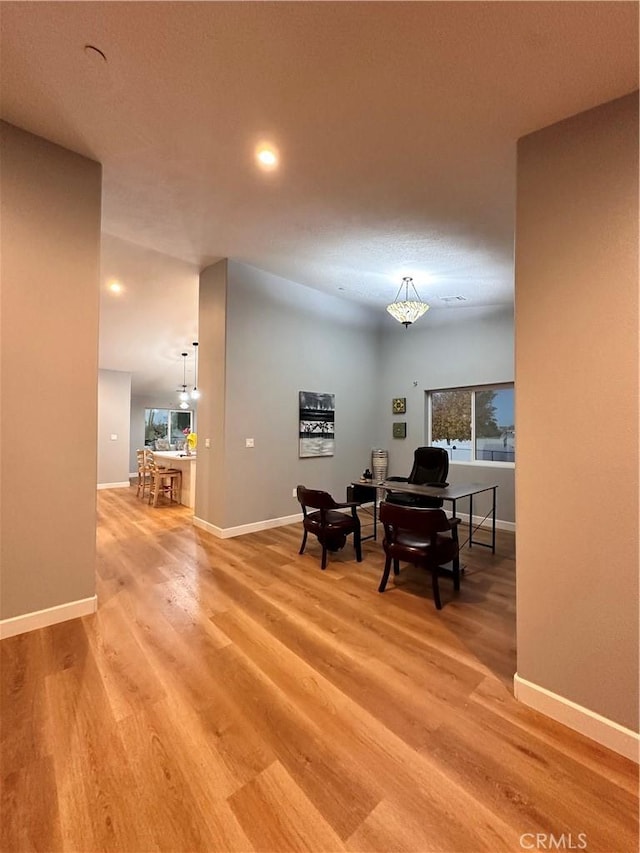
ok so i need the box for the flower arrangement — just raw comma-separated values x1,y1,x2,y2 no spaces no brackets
183,427,197,453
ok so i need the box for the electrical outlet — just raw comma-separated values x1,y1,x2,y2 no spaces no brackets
292,488,297,498
205,438,210,448
245,438,254,448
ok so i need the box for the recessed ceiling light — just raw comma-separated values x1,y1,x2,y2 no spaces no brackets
256,145,278,170
108,282,123,294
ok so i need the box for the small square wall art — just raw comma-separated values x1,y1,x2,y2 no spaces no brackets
393,422,407,439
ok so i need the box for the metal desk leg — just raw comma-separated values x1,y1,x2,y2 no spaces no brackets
468,494,473,548
373,492,378,541
491,486,497,553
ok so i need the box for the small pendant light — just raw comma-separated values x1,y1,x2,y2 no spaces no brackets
178,352,189,408
190,341,201,400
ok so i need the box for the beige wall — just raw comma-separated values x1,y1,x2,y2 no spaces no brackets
195,260,228,527
195,260,380,531
515,94,639,730
97,369,132,486
0,122,102,619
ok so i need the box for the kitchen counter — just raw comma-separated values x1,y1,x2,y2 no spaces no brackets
152,451,196,508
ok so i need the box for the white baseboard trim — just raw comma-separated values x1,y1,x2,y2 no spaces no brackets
193,512,303,539
97,482,131,490
0,595,98,640
446,509,515,533
193,506,514,539
514,673,639,763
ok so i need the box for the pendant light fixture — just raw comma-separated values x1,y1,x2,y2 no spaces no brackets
178,352,190,409
190,341,201,400
386,276,430,328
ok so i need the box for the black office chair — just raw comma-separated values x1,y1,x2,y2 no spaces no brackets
385,446,449,509
296,485,362,570
378,502,460,610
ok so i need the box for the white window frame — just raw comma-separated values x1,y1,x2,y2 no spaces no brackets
425,383,515,468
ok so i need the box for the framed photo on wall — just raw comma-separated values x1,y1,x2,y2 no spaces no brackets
392,397,406,414
299,391,335,457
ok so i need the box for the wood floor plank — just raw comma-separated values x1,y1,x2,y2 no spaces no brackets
201,641,383,841
424,704,637,850
116,704,252,852
1,486,637,853
0,630,50,770
0,756,62,852
209,601,522,850
345,795,514,853
228,761,347,852
82,596,168,722
43,655,148,852
210,572,477,747
470,674,640,795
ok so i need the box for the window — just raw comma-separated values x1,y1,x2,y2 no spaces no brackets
428,384,514,464
145,408,193,448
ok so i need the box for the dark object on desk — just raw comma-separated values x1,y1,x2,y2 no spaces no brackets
296,485,362,570
386,446,449,509
378,502,460,610
348,483,373,502
362,468,372,480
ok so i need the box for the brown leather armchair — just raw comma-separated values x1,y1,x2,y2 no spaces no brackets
296,485,362,570
378,502,460,609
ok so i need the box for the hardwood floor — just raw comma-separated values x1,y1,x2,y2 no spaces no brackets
1,488,637,852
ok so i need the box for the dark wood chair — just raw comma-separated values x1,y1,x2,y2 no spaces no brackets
378,502,460,609
386,446,449,509
296,485,362,570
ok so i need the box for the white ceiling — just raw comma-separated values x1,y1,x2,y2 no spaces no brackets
1,2,637,393
99,234,199,397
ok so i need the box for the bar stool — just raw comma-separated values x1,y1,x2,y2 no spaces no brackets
147,452,182,507
136,448,152,499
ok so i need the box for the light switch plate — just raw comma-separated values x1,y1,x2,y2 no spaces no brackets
205,438,210,448
245,438,254,448
110,434,118,441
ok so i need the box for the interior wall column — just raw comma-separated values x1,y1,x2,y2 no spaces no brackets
514,93,639,758
0,121,102,636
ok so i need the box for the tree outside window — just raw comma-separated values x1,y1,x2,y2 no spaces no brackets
429,385,514,463
431,390,471,445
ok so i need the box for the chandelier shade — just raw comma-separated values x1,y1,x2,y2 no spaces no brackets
386,277,429,328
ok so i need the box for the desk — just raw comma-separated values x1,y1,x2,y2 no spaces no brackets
350,480,498,553
152,451,197,508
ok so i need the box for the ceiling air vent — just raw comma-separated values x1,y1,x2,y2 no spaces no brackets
439,295,467,303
